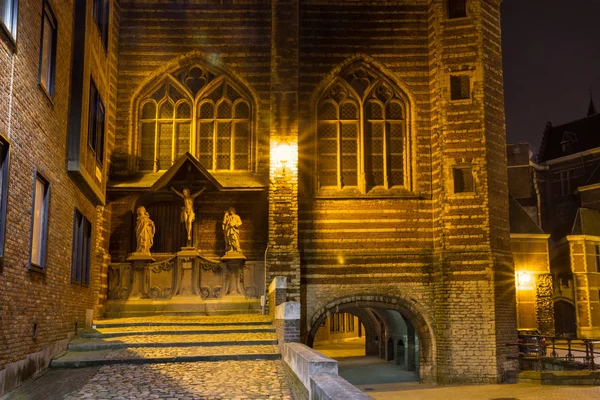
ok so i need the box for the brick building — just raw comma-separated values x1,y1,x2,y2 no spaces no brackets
536,99,600,339
1,0,517,393
507,97,600,339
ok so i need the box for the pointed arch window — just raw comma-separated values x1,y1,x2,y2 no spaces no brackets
137,64,252,173
197,80,251,171
316,66,409,193
139,82,192,171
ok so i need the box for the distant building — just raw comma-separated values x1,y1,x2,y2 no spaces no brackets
508,97,600,338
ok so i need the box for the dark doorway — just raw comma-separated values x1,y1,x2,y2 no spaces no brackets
554,300,576,337
387,337,394,361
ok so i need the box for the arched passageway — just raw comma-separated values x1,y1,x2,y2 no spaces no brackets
307,295,435,387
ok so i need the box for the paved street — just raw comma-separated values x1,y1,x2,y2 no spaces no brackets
4,361,293,400
367,382,600,400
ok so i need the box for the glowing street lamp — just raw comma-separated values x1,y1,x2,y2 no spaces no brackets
271,142,296,175
516,271,533,290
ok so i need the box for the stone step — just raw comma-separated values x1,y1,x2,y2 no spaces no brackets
68,332,278,351
96,314,271,326
94,321,272,328
82,325,276,339
50,345,281,368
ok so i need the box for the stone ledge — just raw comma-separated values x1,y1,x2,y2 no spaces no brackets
283,343,338,392
518,370,600,386
310,374,372,400
283,343,373,399
268,276,287,294
276,302,300,320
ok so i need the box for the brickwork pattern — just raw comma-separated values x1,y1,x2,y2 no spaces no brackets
275,319,301,354
536,273,555,336
0,0,117,394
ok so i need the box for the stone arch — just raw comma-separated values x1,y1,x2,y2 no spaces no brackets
127,51,261,172
308,54,418,192
306,293,436,383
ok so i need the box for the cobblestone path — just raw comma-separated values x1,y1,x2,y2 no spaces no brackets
50,314,294,399
64,361,292,400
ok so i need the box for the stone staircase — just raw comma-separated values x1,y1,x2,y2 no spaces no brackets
51,314,281,368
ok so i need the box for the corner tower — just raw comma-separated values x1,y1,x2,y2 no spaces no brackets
428,0,516,383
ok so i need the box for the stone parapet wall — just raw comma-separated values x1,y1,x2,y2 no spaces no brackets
282,343,371,400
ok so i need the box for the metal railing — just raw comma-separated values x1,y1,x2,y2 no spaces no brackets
509,337,600,371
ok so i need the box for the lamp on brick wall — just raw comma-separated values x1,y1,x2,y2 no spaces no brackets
271,141,297,176
516,271,533,290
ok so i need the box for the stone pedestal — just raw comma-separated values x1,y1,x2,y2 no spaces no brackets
221,253,247,297
126,252,155,299
175,247,199,297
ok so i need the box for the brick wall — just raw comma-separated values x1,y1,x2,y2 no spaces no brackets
0,0,117,394
4,0,523,386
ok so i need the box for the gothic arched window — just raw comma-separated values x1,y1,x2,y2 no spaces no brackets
316,66,409,192
137,64,253,173
197,80,251,171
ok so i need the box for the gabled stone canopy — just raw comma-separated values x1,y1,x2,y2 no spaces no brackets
108,152,269,191
150,152,223,192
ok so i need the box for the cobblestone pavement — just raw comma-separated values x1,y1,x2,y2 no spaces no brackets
367,382,600,400
70,332,277,345
98,315,272,325
63,361,293,400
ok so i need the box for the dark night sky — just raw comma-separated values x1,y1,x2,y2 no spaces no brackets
501,0,600,153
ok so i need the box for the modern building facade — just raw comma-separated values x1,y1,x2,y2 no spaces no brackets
0,0,516,395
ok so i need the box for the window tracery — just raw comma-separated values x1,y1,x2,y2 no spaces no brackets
316,65,409,193
137,64,252,172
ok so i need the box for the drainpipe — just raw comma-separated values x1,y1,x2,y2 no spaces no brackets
262,243,269,315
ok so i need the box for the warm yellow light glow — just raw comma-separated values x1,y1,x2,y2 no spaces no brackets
271,141,298,175
516,271,533,289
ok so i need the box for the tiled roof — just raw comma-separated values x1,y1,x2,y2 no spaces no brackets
509,195,544,235
538,113,600,162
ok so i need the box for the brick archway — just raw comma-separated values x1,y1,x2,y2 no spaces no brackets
305,294,436,383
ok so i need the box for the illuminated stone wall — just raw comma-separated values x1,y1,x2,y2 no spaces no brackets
565,236,600,338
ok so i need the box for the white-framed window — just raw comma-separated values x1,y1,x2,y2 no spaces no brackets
0,0,18,40
39,1,57,97
71,209,92,286
29,171,50,271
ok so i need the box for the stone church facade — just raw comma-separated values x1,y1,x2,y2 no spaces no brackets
0,0,515,394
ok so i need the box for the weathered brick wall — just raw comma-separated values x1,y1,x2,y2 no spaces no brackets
535,273,555,336
297,0,516,384
275,319,301,354
113,0,272,174
0,0,117,394
567,237,600,338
